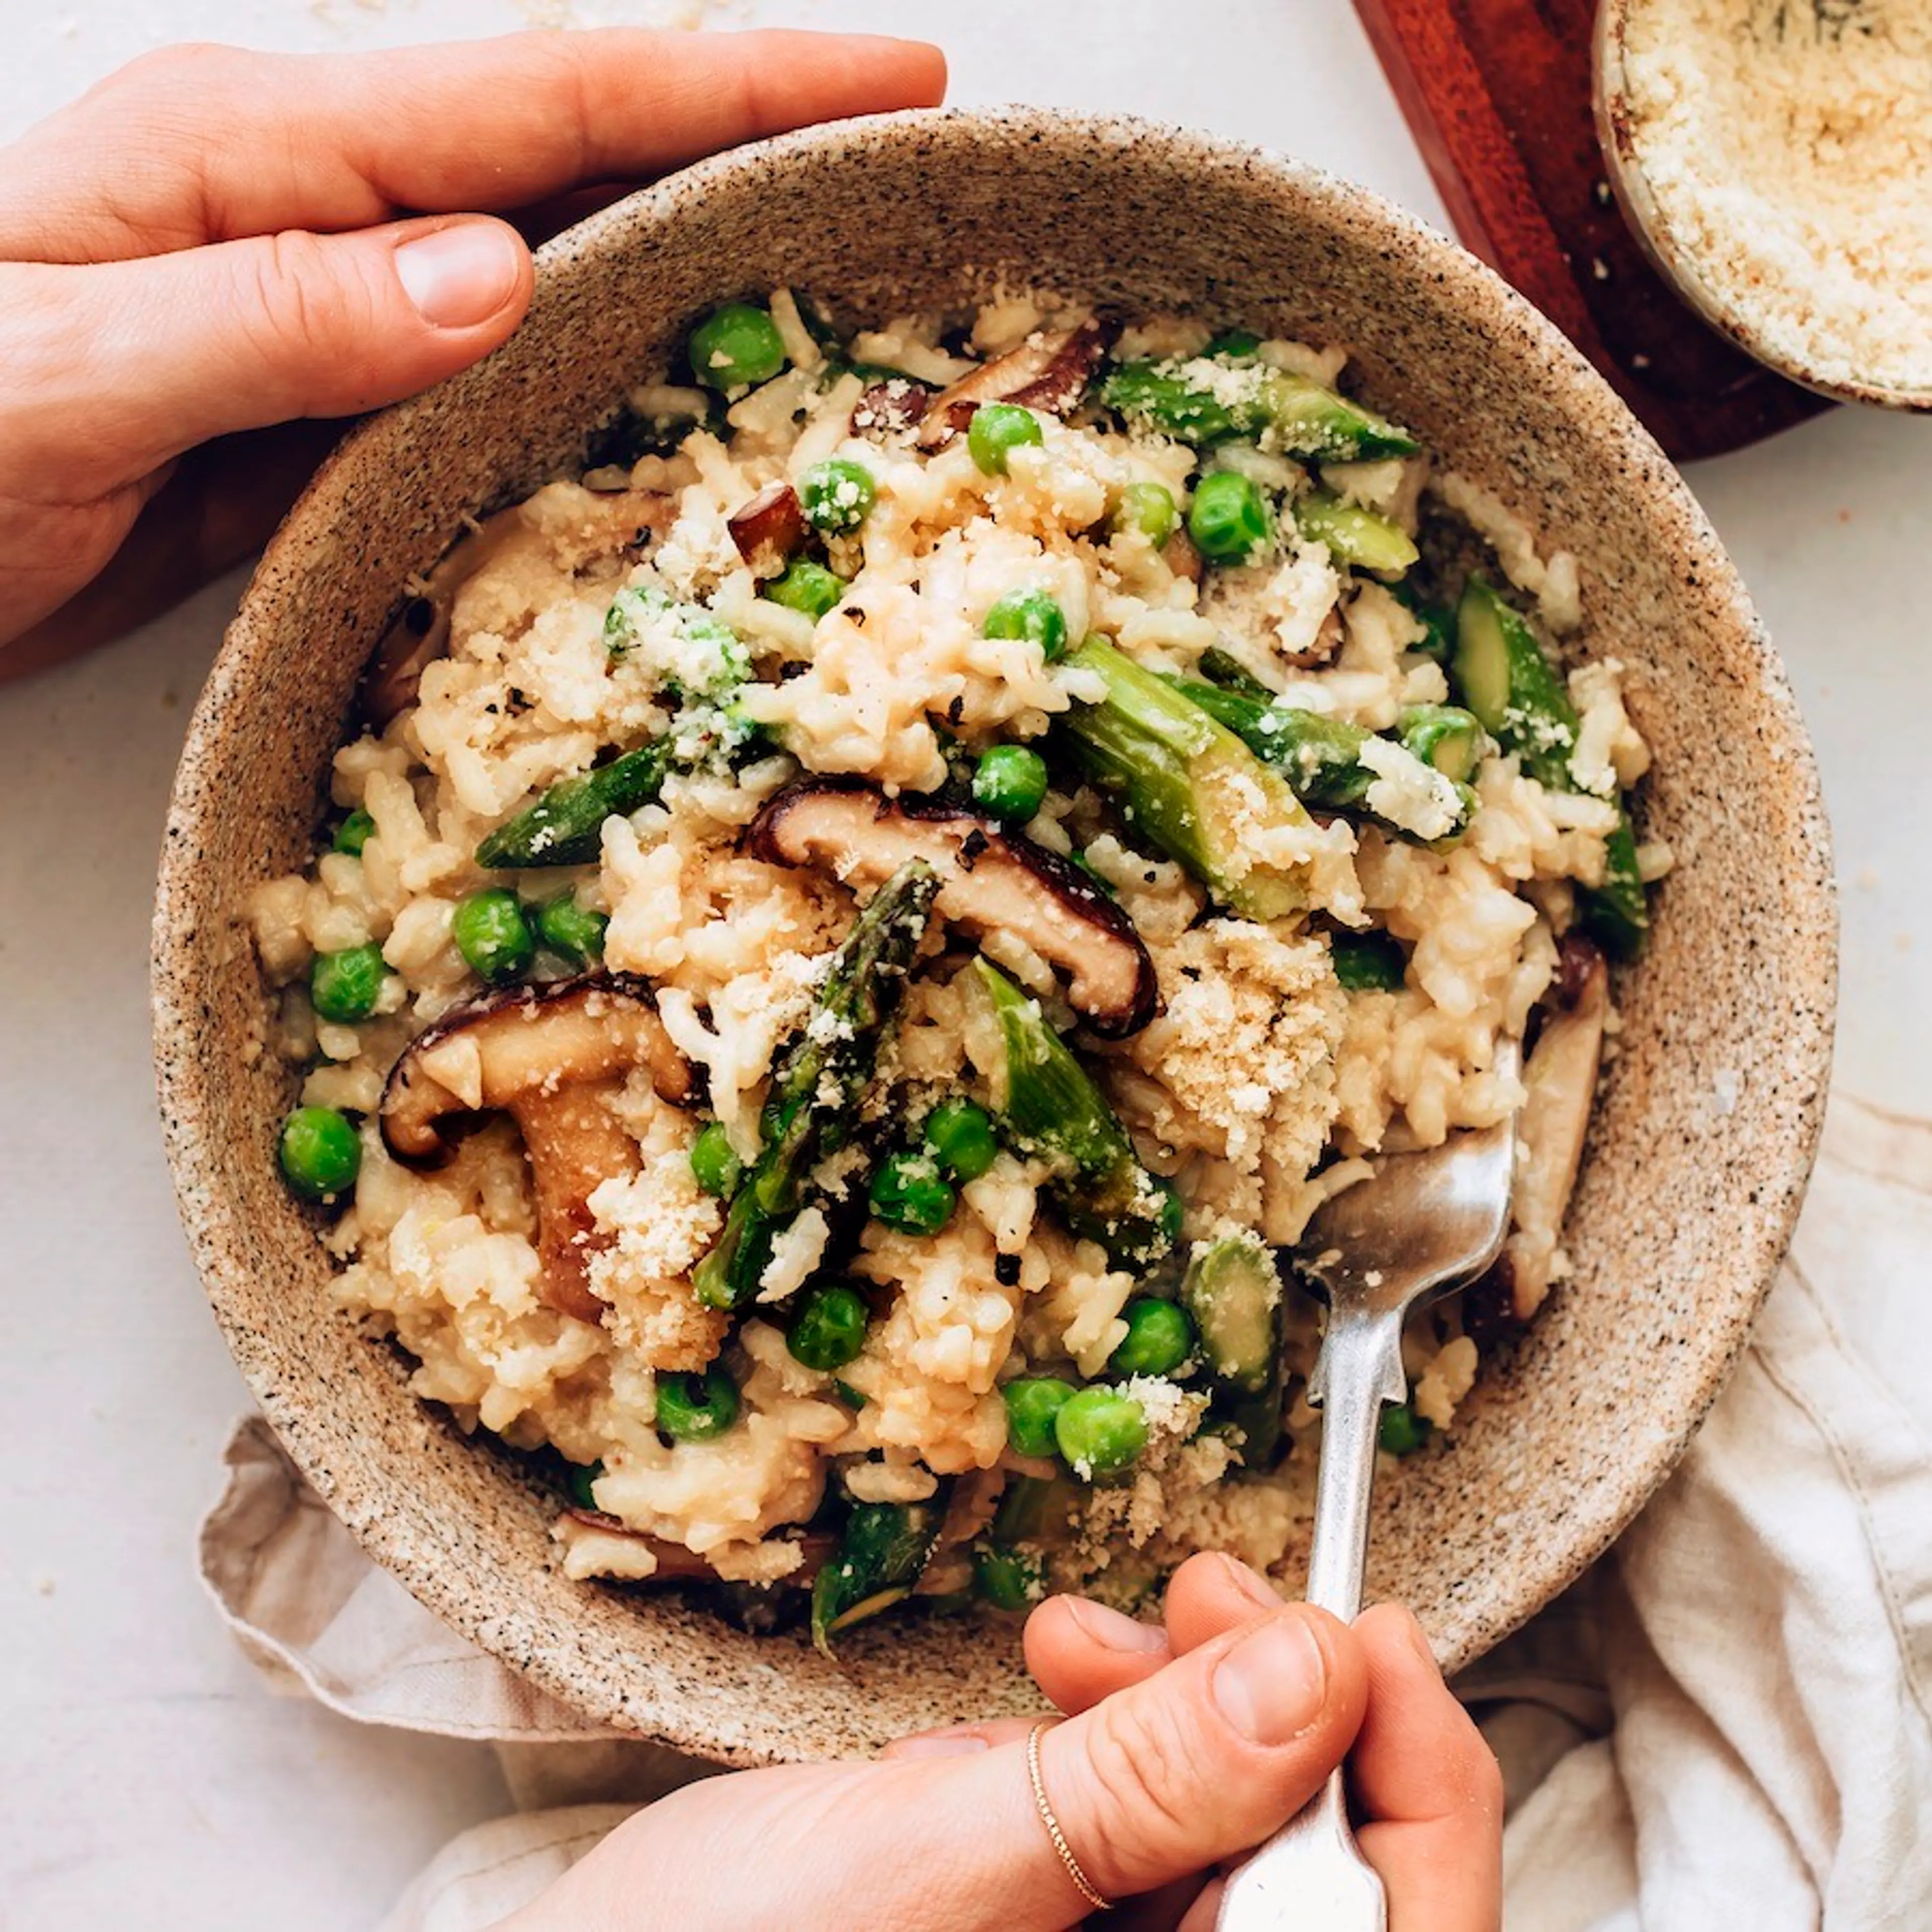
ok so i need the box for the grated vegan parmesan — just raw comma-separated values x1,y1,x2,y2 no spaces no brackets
1618,0,1932,394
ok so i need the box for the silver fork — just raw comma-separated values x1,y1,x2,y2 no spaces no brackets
1215,1034,1522,1931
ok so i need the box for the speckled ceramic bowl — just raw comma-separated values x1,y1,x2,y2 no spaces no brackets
152,109,1835,1762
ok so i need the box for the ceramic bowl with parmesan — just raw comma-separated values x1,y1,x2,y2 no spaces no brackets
1596,0,1932,409
153,108,1835,1760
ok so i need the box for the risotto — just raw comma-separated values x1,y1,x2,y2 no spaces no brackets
250,292,1664,1644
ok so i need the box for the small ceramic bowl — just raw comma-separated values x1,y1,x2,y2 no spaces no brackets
1595,0,1932,411
153,109,1835,1762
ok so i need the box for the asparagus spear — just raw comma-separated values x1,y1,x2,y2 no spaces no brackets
1059,639,1312,921
1169,680,1483,838
1583,817,1649,963
1099,360,1242,443
1180,1235,1285,1468
1451,577,1578,792
1329,930,1407,992
811,1493,951,1653
1293,490,1420,575
474,740,676,869
1397,704,1484,784
1169,679,1374,812
694,862,940,1311
970,957,1179,1269
1199,647,1274,698
1452,578,1649,958
1260,374,1420,462
1100,359,1419,461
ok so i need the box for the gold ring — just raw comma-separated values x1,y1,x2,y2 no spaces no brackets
1026,1718,1113,1913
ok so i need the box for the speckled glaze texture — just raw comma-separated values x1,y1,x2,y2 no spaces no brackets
152,111,1836,1763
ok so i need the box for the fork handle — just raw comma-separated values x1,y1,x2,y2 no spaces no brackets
1214,1311,1404,1931
1304,1306,1406,1619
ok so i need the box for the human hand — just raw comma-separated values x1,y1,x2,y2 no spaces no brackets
0,28,944,676
496,1554,1502,1932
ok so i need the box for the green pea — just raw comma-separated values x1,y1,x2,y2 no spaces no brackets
277,1105,362,1203
869,1151,956,1235
974,1544,1045,1613
333,809,375,856
689,1121,743,1199
1379,1402,1434,1456
688,301,787,391
534,895,608,968
309,942,389,1025
1111,481,1177,546
1331,930,1407,993
799,458,876,535
656,1365,740,1442
923,1097,999,1182
1054,1386,1150,1479
970,744,1050,825
451,889,535,984
787,1283,870,1372
982,589,1069,663
1004,1377,1077,1459
1108,1297,1195,1378
567,1460,604,1510
1187,470,1273,564
833,1379,868,1410
763,559,848,621
1206,329,1262,359
967,401,1044,476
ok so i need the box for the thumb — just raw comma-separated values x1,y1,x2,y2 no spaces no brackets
5,214,531,488
928,1603,1368,1919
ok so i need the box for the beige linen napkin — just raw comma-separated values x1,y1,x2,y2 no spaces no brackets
200,1094,1932,1929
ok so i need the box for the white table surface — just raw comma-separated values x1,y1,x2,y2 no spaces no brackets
2,4,1927,1926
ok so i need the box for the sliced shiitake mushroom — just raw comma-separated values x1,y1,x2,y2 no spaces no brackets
562,1510,837,1585
1162,525,1204,586
728,480,807,579
747,778,1158,1038
852,376,931,436
918,318,1116,450
1549,928,1606,1013
1473,933,1610,1328
361,594,451,732
379,974,693,1323
359,492,674,728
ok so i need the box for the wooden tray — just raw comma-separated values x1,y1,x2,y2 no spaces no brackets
1353,0,1831,459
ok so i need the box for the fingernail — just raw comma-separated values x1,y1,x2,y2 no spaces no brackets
891,1729,993,1758
1216,1552,1282,1612
1398,1605,1440,1671
1066,1597,1169,1653
394,223,522,329
1213,1611,1329,1743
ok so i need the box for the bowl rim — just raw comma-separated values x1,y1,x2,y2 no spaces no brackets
152,102,1836,1749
